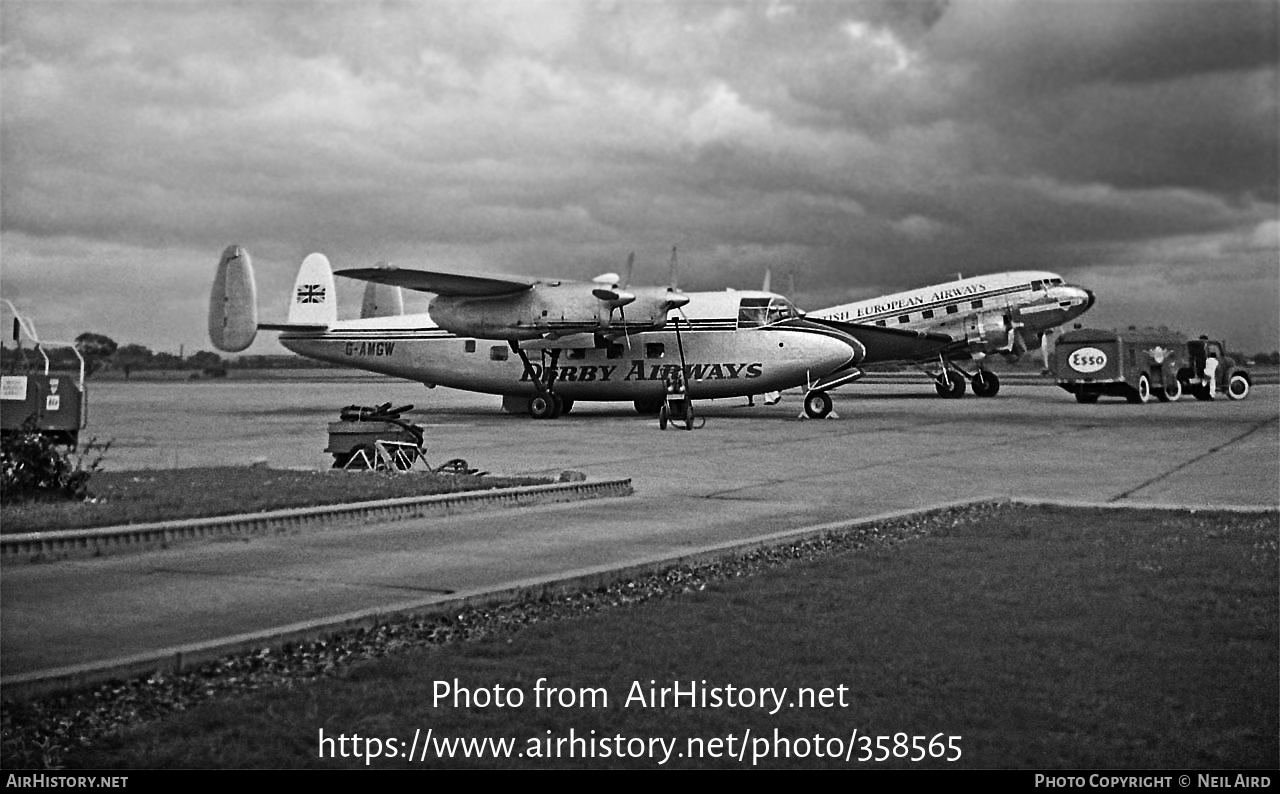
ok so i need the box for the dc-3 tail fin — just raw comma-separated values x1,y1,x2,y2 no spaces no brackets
208,247,337,353
360,262,404,319
209,245,259,352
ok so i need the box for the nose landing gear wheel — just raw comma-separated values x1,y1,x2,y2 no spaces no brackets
804,391,833,419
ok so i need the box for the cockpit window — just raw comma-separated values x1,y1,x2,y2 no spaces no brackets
1050,278,1064,285
738,296,799,328
1031,280,1043,291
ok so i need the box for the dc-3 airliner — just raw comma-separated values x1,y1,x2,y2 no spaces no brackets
805,271,1095,398
208,246,867,419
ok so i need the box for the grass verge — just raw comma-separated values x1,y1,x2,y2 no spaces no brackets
0,467,552,534
2,504,1275,769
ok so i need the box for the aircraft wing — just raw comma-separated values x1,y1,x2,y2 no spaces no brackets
806,318,958,365
335,266,537,297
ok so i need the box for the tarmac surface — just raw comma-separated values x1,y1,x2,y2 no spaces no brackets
3,375,1278,681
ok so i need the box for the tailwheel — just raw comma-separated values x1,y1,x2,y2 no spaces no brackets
971,369,1000,398
803,391,833,419
935,370,966,399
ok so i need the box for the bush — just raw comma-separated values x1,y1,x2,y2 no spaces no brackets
0,421,110,504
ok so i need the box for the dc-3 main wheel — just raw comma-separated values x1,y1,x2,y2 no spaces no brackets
804,391,833,419
935,371,966,399
971,370,1000,398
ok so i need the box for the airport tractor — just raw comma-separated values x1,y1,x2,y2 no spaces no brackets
1053,327,1250,404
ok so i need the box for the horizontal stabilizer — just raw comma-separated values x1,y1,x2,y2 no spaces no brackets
336,266,536,297
258,323,329,332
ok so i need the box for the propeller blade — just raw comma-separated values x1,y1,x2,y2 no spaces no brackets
623,252,635,290
762,267,772,293
669,246,679,292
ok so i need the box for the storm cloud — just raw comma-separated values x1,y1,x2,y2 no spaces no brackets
1,0,1276,353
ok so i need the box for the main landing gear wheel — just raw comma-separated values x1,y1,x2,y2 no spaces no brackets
803,391,833,419
971,370,1000,398
1127,373,1151,404
935,371,966,399
528,393,562,419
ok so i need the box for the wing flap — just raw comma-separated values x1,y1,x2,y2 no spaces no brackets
335,266,537,297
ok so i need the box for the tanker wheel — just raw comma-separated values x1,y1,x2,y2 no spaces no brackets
1155,377,1181,402
1127,373,1151,404
658,404,669,429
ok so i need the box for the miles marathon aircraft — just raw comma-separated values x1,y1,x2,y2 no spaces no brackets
208,245,867,419
208,247,1094,416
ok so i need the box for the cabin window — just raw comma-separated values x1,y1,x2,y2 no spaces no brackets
489,346,508,361
971,299,984,309
946,304,959,315
464,340,476,353
922,310,934,319
645,343,665,359
568,348,586,360
606,343,624,359
875,320,887,327
1030,280,1043,291
898,314,911,324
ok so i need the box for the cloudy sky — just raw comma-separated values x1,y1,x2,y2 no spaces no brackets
2,0,1277,357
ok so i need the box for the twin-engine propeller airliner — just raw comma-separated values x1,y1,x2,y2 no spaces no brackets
208,246,866,419
806,271,1095,398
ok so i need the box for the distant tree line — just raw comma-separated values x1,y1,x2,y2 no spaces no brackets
0,332,337,379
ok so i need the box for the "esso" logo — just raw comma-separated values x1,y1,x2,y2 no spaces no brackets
1069,347,1108,373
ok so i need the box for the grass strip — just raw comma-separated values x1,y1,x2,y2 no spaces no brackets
1,468,552,534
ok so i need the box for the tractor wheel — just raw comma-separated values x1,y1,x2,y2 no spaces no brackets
1227,373,1250,401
